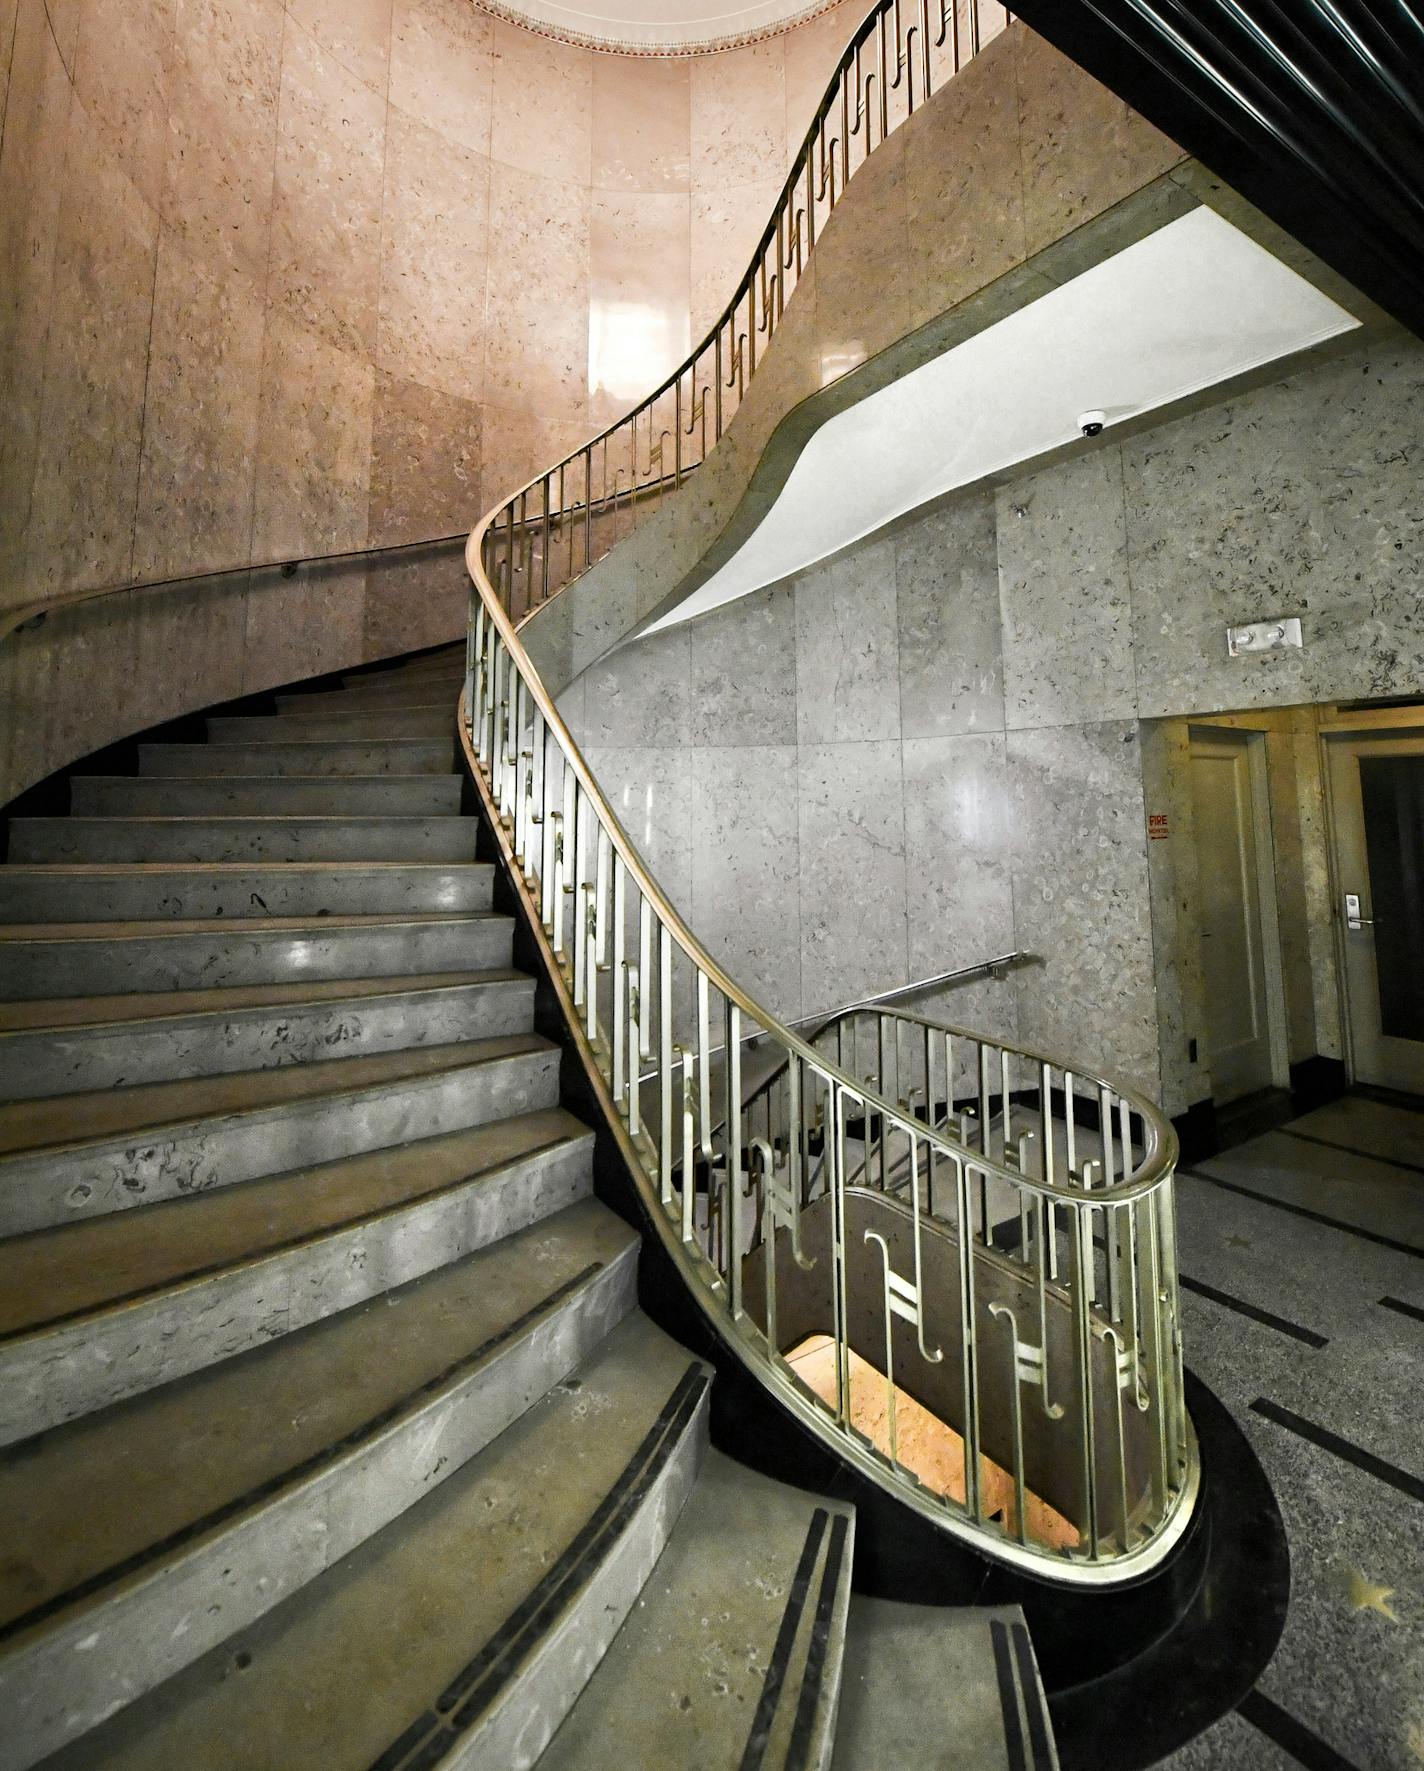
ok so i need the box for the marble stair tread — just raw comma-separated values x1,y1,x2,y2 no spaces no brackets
0,1105,592,1353
831,1598,1058,1771
6,816,479,864
40,1314,710,1771
0,1032,553,1158
0,1192,623,1634
0,967,526,1033
207,711,453,741
67,775,463,815
138,741,457,776
275,691,459,712
0,911,512,999
536,1448,853,1771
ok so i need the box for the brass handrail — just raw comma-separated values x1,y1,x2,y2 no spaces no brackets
462,0,1196,1581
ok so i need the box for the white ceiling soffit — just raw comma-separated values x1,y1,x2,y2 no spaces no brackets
477,0,839,53
648,208,1359,633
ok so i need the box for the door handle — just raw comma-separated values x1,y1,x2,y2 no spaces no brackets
1344,893,1375,930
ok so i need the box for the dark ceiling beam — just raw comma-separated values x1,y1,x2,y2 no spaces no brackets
1007,0,1424,339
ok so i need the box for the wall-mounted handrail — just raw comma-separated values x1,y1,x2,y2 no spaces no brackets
461,0,1195,1583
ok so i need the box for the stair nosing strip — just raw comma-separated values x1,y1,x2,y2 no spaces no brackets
0,1259,609,1648
369,1366,710,1771
785,1511,852,1771
738,1509,829,1771
0,1121,591,1346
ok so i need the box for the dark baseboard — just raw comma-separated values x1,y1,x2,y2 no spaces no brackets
1171,1098,1218,1165
1289,1055,1348,1115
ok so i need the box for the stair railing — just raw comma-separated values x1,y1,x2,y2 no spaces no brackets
462,0,1196,1582
481,0,1014,623
461,579,1197,1582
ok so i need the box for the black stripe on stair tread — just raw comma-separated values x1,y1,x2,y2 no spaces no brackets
370,1365,710,1771
991,1619,1027,1771
786,1511,851,1771
739,1509,828,1771
1010,1620,1055,1770
0,1263,602,1645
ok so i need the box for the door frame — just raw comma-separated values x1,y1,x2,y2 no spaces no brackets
1186,723,1291,1099
1320,707,1424,1088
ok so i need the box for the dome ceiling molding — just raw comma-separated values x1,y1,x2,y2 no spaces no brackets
474,0,845,57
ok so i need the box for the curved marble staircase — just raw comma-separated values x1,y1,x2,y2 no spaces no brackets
0,644,1057,1771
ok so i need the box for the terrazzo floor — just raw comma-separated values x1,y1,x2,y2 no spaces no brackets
1151,1092,1424,1771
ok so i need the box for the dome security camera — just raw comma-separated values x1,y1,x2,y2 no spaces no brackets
1078,410,1107,438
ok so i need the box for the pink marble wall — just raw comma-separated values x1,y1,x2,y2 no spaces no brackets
0,0,861,800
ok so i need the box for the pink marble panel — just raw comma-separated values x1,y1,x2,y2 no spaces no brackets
0,0,72,603
368,370,482,549
242,559,367,690
489,15,591,182
590,54,690,194
26,102,158,596
690,36,785,192
783,0,856,166
480,402,591,511
132,231,265,583
251,313,374,561
690,174,785,339
73,0,175,210
269,15,386,360
378,109,490,404
588,190,691,428
287,0,391,94
362,544,466,660
484,162,590,421
160,0,282,289
389,0,493,157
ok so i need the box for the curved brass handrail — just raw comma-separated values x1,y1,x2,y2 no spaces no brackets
463,0,1197,1583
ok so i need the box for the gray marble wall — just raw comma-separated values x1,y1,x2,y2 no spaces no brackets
562,338,1421,1111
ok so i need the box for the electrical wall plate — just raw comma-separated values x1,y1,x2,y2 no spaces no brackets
1227,616,1303,656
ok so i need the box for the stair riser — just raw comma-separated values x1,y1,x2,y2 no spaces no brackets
0,1135,595,1449
0,866,492,922
7,819,478,863
0,1046,561,1236
208,711,451,741
0,1243,636,1771
0,979,534,1100
140,742,455,777
276,688,461,713
455,1392,709,1771
0,918,511,999
69,778,462,816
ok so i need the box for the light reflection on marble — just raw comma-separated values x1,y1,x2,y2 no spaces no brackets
485,164,589,419
902,733,1014,984
589,190,692,429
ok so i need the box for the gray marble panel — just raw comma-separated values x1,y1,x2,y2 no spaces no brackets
996,449,1138,731
794,538,900,746
895,490,1003,740
687,744,801,1025
685,583,797,748
1007,721,1161,1100
581,626,692,750
901,734,1015,985
1125,344,1424,719
797,740,909,1017
583,745,696,924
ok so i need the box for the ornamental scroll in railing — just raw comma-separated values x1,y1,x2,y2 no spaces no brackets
463,592,1198,1582
481,0,1013,622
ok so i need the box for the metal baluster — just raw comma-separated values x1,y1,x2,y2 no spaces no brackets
726,1001,743,1317
659,924,674,1207
612,856,627,1107
955,1152,983,1522
1071,1197,1100,1558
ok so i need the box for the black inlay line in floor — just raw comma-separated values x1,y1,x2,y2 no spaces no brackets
1,1129,579,1345
990,1620,1028,1771
1179,1167,1424,1259
785,1512,851,1771
1177,1273,1329,1349
1238,1688,1363,1770
0,1262,605,1646
1009,1620,1054,1771
739,1510,828,1771
1379,1294,1424,1325
1280,1127,1424,1179
371,1365,708,1771
1249,1399,1424,1505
